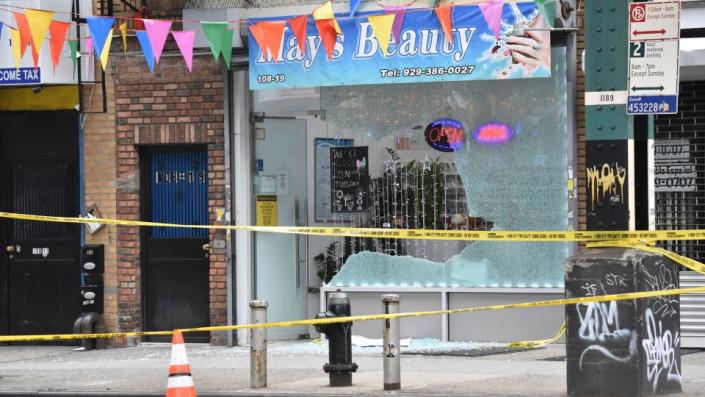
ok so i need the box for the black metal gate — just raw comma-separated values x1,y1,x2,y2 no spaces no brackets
0,111,80,338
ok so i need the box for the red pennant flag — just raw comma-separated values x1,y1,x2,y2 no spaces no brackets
288,15,308,55
435,5,453,45
49,21,70,72
314,18,337,60
12,12,32,58
249,21,286,62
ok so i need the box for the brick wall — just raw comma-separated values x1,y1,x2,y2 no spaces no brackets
113,52,228,345
82,69,119,336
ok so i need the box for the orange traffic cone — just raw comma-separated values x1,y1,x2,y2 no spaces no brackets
166,330,197,397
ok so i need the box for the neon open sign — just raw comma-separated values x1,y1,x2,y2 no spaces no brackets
424,118,465,152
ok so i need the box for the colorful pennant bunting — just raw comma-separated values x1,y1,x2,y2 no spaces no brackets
383,5,407,44
313,1,341,34
86,37,93,56
172,30,195,72
86,16,114,57
250,21,286,62
314,18,338,60
135,30,155,73
69,39,78,77
535,0,555,28
10,28,22,70
349,0,362,17
0,23,3,42
479,0,504,38
435,5,453,45
201,21,229,63
25,9,54,55
143,19,172,64
12,13,32,58
98,28,113,71
288,15,308,54
119,22,128,54
49,21,70,72
222,29,234,69
368,14,395,56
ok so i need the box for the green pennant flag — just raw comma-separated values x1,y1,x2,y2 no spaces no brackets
535,0,555,28
69,40,79,78
222,29,233,70
200,21,228,62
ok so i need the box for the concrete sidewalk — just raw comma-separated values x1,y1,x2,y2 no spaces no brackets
1,341,705,396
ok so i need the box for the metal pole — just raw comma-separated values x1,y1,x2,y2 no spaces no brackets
382,294,400,391
249,300,268,389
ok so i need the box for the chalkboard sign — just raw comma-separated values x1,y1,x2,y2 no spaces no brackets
330,146,369,213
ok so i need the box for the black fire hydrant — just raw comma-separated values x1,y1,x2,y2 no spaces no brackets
315,292,358,386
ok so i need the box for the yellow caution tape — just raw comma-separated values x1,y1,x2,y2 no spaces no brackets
3,285,705,343
508,322,566,349
3,211,705,242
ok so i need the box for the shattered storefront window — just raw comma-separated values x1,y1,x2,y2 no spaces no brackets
319,47,570,288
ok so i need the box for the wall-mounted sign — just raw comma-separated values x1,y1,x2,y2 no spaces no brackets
424,118,465,152
330,146,369,213
0,68,41,85
256,195,278,226
249,2,550,90
655,140,696,192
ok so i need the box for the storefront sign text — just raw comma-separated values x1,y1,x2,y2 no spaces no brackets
0,68,41,85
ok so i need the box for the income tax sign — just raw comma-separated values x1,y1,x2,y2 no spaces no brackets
249,2,551,89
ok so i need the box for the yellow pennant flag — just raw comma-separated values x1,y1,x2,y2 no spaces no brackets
99,28,114,71
119,22,127,54
368,14,396,56
25,9,54,54
10,28,22,69
313,1,341,34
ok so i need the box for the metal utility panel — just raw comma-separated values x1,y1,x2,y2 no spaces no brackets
680,272,705,348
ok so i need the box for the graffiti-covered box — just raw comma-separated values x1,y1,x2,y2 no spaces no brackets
566,248,681,396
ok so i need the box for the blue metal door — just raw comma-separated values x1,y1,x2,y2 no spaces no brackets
145,150,210,342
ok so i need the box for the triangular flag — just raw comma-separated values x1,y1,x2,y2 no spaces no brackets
428,0,439,12
49,21,70,72
69,40,78,77
314,18,337,60
0,23,3,42
171,30,195,72
201,21,228,62
135,30,155,73
435,5,453,45
249,21,286,62
288,15,308,55
10,28,22,70
479,0,504,38
535,0,555,28
349,0,362,17
13,13,32,58
98,28,113,71
384,6,406,44
143,19,172,64
222,29,233,69
86,37,93,56
86,16,114,57
368,14,395,56
312,2,341,34
119,22,127,54
25,9,54,55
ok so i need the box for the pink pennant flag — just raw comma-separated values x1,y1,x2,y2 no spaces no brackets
85,36,93,55
171,30,195,72
384,5,407,44
478,0,504,38
143,19,172,64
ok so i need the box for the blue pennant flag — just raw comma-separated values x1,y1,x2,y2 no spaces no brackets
349,0,362,16
135,30,155,73
86,16,114,57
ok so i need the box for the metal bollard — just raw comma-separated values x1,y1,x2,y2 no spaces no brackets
382,294,401,390
249,300,268,389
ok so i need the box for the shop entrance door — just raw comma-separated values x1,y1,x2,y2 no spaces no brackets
254,118,308,340
142,150,210,342
0,111,80,338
